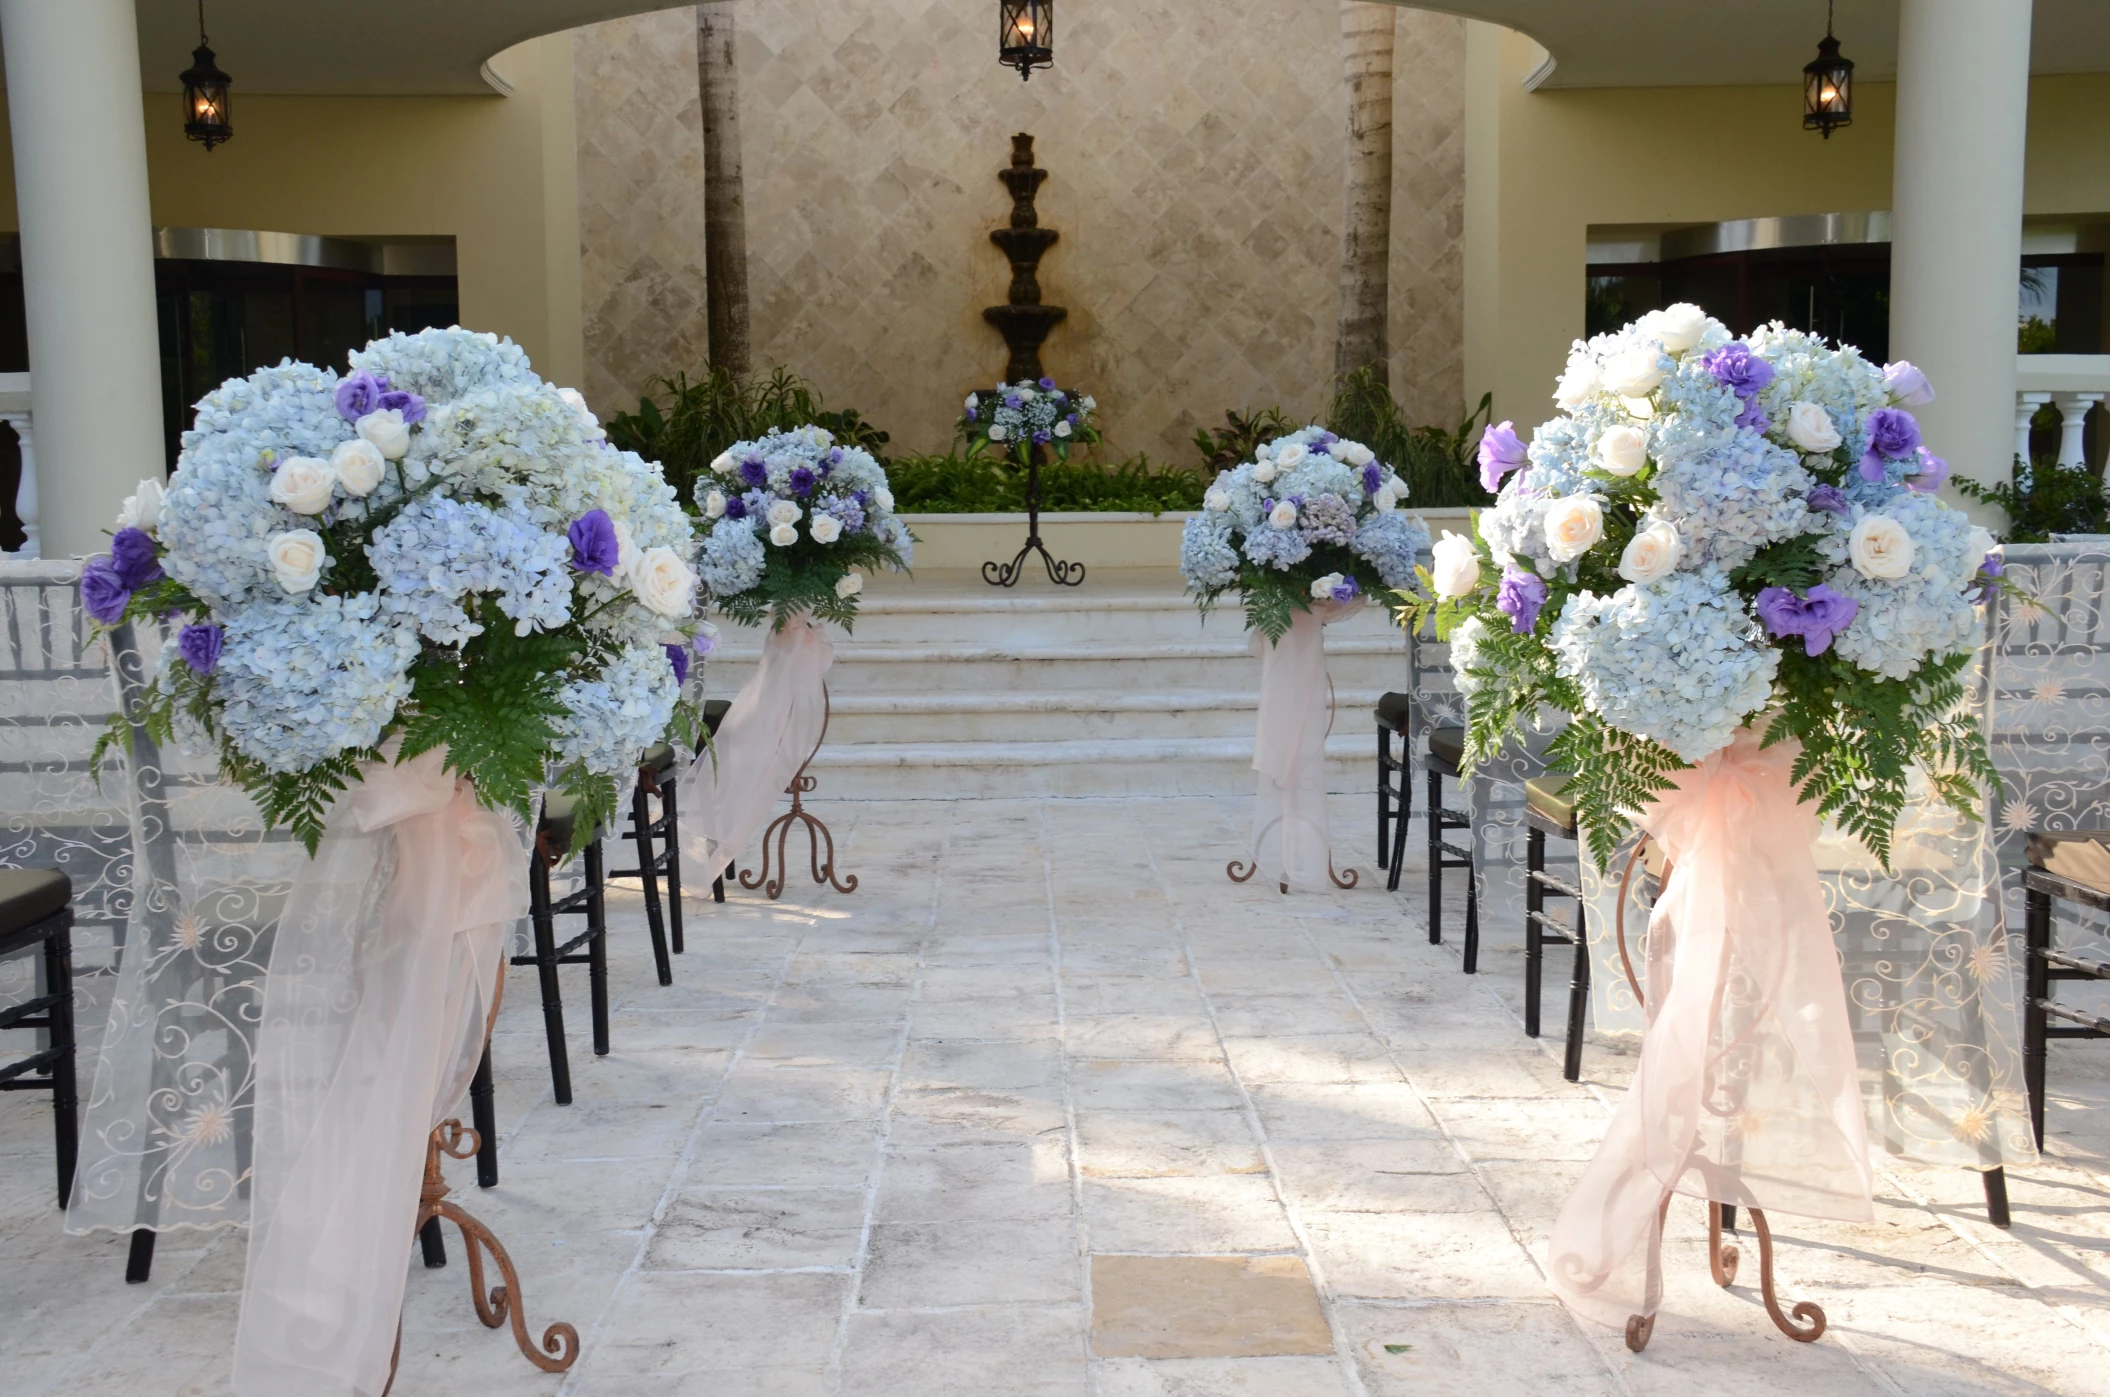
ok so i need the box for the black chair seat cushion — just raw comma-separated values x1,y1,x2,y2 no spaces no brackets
1377,691,1412,729
640,742,677,777
539,792,603,851
2027,831,2110,897
703,698,733,737
0,868,70,935
1526,776,1579,838
1427,725,1466,774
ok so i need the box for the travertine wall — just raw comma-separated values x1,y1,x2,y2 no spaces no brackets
575,2,1465,462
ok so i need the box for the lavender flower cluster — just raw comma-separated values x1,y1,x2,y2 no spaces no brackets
692,425,911,605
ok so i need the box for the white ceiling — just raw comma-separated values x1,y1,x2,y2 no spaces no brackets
122,0,2110,97
1404,0,2110,89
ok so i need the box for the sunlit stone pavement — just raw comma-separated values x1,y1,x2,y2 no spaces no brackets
7,794,2110,1395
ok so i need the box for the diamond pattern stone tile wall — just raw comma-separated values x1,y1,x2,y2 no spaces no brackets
573,2,1466,463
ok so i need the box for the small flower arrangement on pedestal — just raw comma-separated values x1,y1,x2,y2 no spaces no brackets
692,426,913,629
83,327,706,852
960,377,1101,466
1179,426,1428,640
1404,304,2000,867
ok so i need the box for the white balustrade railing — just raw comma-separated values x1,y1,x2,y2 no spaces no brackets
2016,353,2109,469
0,372,34,558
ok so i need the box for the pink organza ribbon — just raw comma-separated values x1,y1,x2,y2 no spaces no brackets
233,746,526,1397
1247,598,1361,892
1548,726,1873,1331
682,615,834,876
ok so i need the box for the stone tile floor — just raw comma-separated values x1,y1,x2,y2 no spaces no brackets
6,795,2110,1395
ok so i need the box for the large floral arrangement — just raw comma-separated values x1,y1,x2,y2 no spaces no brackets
692,425,912,629
1404,304,2000,867
1180,426,1428,640
960,377,1102,466
82,327,705,852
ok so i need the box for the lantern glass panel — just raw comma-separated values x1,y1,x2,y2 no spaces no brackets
999,0,1053,78
1802,36,1852,135
181,43,233,150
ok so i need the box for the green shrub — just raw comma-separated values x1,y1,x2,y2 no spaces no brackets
1327,367,1495,510
1958,454,2110,542
1192,406,1300,475
605,366,890,504
889,450,1207,514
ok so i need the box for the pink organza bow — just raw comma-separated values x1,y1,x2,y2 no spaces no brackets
1548,726,1873,1331
682,615,834,876
1247,597,1362,891
234,747,526,1397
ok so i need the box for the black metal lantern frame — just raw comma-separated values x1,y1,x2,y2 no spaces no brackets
1803,1,1853,138
181,0,233,151
999,0,1053,81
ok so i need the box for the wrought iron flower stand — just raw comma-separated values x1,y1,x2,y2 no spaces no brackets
982,445,1084,588
741,684,858,898
1623,1197,1825,1352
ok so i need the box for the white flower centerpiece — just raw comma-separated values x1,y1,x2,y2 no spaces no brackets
81,326,707,850
692,426,912,629
1403,304,1999,867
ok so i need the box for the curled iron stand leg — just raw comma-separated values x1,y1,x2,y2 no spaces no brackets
982,452,1084,587
739,685,858,899
1708,1200,1740,1287
1749,1207,1826,1342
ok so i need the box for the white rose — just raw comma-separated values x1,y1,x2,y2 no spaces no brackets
1256,442,1275,461
770,522,798,547
1053,420,1072,438
612,519,641,582
1848,515,1916,580
965,394,979,411
116,478,164,531
1601,346,1666,399
1374,485,1400,513
268,456,337,515
1544,496,1606,563
631,545,697,617
988,425,1007,442
810,513,843,544
1310,572,1344,600
873,486,895,512
710,450,736,475
356,408,412,461
1252,460,1278,484
1968,525,1997,575
704,489,727,519
1618,520,1680,584
1268,500,1298,529
1555,351,1602,410
1595,424,1649,477
1430,531,1481,598
836,572,864,599
556,386,601,436
1275,443,1309,468
1081,396,1096,411
1784,402,1843,454
267,529,327,593
330,438,387,497
1652,302,1709,353
767,500,802,526
1327,441,1352,462
1204,487,1230,512
1345,442,1375,467
1016,386,1037,401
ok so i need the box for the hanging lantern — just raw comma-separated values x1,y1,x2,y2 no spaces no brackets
998,0,1053,81
1802,1,1853,139
180,0,233,152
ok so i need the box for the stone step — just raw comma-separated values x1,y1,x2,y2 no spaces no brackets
744,590,1409,646
818,687,1391,744
800,732,1381,799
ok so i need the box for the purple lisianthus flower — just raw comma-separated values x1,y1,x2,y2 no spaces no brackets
1004,394,1023,410
1362,463,1383,495
1329,576,1361,604
568,509,621,576
1734,399,1770,433
1807,484,1849,513
109,527,164,589
1755,583,1860,657
692,626,717,658
1866,407,1921,460
177,623,223,675
1973,550,2006,603
1033,430,1051,444
1477,420,1529,494
79,560,130,625
376,389,427,424
789,466,817,496
333,371,388,421
1905,447,1949,494
827,446,845,466
665,643,690,687
965,407,977,423
723,494,749,521
1882,360,1935,407
1037,376,1056,390
1702,343,1777,401
739,458,769,488
1496,567,1548,635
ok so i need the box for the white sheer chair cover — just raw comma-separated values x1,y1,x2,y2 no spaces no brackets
680,613,832,876
1246,598,1362,891
1578,603,2034,1175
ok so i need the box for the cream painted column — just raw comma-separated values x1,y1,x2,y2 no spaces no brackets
0,0,164,557
1888,0,2031,507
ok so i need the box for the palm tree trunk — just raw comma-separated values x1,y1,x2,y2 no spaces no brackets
696,2,751,380
1335,1,1395,379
